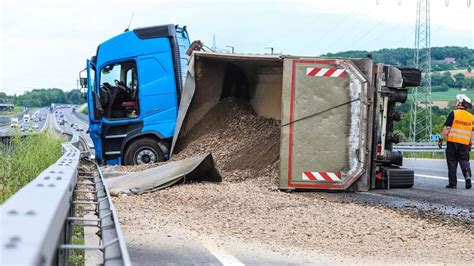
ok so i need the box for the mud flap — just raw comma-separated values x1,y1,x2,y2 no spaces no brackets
105,153,221,195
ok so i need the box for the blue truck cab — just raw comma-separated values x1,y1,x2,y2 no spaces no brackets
84,24,190,165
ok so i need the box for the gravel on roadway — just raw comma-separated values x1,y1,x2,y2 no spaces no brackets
113,98,474,264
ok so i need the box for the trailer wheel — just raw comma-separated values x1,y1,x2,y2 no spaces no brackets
388,168,414,188
124,138,164,165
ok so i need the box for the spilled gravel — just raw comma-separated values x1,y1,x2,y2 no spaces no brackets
115,180,473,264
113,98,474,263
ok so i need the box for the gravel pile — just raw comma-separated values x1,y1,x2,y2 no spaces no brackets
115,97,280,186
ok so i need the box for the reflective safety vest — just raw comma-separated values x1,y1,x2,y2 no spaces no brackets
447,109,473,145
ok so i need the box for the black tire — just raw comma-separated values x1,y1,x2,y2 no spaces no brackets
388,168,414,188
399,68,421,87
124,138,164,165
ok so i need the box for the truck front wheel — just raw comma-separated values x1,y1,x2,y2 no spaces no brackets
124,138,164,165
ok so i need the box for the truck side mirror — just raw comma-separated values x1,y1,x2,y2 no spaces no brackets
80,77,88,88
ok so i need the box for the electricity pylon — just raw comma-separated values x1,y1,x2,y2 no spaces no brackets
409,0,433,142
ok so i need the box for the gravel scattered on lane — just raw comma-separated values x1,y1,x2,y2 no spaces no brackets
115,178,473,264
113,98,474,263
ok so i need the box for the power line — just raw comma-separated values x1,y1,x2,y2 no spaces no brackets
409,0,432,142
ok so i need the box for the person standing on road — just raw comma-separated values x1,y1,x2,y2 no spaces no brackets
439,94,473,189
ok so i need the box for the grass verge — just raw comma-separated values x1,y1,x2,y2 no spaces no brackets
0,131,64,203
0,106,24,116
78,103,88,115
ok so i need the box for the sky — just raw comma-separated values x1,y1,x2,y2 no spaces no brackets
0,0,473,95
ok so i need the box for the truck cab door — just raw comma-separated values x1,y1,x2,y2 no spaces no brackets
86,59,105,162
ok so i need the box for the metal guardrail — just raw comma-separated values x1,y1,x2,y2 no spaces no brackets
1,134,82,264
1,131,130,264
393,142,474,153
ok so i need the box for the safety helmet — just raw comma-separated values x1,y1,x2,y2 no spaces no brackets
456,94,472,109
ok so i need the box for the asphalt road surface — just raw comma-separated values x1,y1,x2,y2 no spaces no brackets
54,107,94,149
353,158,474,220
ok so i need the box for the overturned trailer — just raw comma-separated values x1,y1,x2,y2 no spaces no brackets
171,52,419,191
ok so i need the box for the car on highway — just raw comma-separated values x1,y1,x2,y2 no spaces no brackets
32,123,39,129
10,117,19,128
59,119,65,125
76,125,84,131
20,123,29,132
23,114,31,124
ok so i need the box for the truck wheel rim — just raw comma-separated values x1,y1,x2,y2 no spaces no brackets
136,148,157,164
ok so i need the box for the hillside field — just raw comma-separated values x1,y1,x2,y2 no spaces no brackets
430,88,474,101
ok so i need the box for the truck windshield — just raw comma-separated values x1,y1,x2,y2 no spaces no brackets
98,61,139,119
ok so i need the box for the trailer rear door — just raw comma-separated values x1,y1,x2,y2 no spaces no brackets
279,58,371,191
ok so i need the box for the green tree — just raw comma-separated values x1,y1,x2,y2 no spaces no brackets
9,88,85,107
463,78,474,89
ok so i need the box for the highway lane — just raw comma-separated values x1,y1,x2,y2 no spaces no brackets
350,158,474,220
0,108,49,135
122,219,337,265
54,107,94,149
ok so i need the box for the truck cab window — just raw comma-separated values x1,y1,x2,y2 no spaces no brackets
99,61,139,119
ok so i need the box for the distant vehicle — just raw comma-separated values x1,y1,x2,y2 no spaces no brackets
10,118,19,128
70,123,75,128
20,123,29,132
59,119,65,125
23,114,31,124
32,123,39,129
76,126,84,131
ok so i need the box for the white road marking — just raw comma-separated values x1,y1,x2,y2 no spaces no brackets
40,111,49,132
415,174,465,183
190,231,244,266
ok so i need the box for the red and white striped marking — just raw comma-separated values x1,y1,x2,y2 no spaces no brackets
306,67,346,78
302,171,342,182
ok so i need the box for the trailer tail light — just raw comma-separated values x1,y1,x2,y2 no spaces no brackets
375,170,383,180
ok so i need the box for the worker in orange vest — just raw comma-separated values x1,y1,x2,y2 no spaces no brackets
439,94,473,189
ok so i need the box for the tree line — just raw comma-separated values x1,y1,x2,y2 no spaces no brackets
324,46,474,71
0,89,85,107
431,70,474,92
